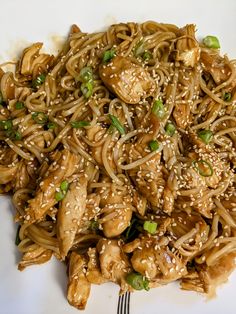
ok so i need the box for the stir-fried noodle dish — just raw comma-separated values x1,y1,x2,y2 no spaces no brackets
0,21,236,310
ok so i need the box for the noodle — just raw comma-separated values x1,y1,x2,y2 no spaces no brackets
0,21,236,310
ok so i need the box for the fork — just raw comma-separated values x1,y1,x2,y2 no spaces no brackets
117,292,130,314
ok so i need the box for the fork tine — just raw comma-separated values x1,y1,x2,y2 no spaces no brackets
117,292,130,314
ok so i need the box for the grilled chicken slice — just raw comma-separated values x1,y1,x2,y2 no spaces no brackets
96,176,133,237
97,239,131,291
86,247,107,284
57,175,87,259
0,164,18,184
25,150,79,223
18,245,52,271
99,56,156,104
67,252,91,310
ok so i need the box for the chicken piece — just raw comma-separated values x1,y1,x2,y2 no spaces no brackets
15,159,37,190
97,239,131,292
97,176,133,237
18,245,52,271
99,56,156,104
168,211,209,259
176,24,200,67
86,247,107,284
57,175,87,259
67,252,91,310
0,72,15,100
131,238,187,283
128,113,165,207
0,164,18,184
25,149,79,223
200,49,231,84
173,102,191,129
18,42,54,78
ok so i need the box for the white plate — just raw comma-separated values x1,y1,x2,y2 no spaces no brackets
0,1,236,313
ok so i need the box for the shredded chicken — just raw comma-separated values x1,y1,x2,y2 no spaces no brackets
18,245,52,271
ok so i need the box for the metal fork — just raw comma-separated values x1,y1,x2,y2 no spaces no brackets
117,292,130,314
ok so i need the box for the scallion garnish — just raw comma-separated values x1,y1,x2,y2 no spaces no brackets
134,40,145,57
81,81,93,98
165,122,176,136
32,74,46,89
143,220,157,234
15,225,21,246
197,129,213,144
192,159,213,177
102,49,116,63
15,101,24,110
203,36,220,49
80,67,93,83
89,219,99,231
108,114,125,135
126,272,149,291
0,119,13,131
47,122,56,129
60,180,69,192
152,100,165,119
55,191,66,202
6,129,22,141
149,140,159,152
71,120,90,128
223,92,232,102
32,112,48,124
142,51,152,61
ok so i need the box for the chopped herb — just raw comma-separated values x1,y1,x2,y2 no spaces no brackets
197,129,213,144
142,51,152,61
102,49,116,63
89,219,99,231
0,119,13,131
165,122,176,136
223,92,231,102
15,225,21,246
192,159,213,177
71,120,90,128
152,100,165,119
109,114,125,135
126,272,149,291
134,40,145,57
80,67,93,83
203,36,220,49
15,101,24,110
6,129,22,141
47,122,56,129
143,220,157,234
149,140,159,152
60,180,69,192
81,81,93,98
32,74,46,89
124,218,142,241
55,191,65,202
32,112,48,124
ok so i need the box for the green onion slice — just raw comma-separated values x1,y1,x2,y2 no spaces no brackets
126,272,149,291
223,92,231,102
80,67,93,83
165,122,176,136
142,51,152,61
15,101,24,110
6,129,22,141
134,40,145,57
102,49,116,63
192,159,213,177
81,81,93,98
32,74,46,89
143,220,158,234
197,129,213,144
0,119,13,130
203,36,220,49
32,112,48,124
89,219,99,231
47,122,56,129
55,190,66,202
15,225,21,246
71,120,90,128
108,114,125,135
149,140,159,152
60,180,69,192
152,100,165,118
